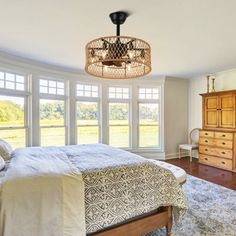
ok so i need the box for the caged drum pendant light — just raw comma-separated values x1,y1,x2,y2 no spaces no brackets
85,11,151,79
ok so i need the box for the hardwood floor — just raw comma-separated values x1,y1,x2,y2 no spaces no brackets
166,157,236,191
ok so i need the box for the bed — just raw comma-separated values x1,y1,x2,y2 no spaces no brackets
0,144,188,236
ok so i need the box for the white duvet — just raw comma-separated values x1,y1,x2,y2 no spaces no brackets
0,147,86,236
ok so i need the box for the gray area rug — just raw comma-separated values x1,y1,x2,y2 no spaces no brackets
147,175,236,236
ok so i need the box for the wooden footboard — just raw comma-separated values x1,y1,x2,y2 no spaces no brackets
89,206,172,236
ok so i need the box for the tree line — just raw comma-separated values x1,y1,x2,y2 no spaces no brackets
0,101,159,122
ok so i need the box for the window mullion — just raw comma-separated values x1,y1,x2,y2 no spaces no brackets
0,126,25,130
40,125,65,128
32,75,40,146
131,85,138,150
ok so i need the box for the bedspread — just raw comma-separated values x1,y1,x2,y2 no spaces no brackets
0,144,188,236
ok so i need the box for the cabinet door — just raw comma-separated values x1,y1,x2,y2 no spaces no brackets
218,94,235,129
204,96,218,128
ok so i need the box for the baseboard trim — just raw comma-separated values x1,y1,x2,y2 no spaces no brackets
165,151,189,160
132,151,166,160
132,151,190,160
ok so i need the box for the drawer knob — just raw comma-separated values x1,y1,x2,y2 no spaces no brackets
205,133,208,135
205,148,208,151
205,140,208,143
204,158,208,161
222,142,226,145
222,152,226,154
222,161,225,165
222,135,226,137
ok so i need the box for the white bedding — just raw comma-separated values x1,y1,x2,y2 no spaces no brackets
0,147,86,236
0,144,188,236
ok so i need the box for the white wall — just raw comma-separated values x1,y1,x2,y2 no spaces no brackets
164,77,189,159
189,69,236,131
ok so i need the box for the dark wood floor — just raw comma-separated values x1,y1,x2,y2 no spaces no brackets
166,157,236,191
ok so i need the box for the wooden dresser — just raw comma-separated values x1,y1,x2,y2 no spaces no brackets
199,90,236,172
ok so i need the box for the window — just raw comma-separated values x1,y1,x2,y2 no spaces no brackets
139,88,159,99
40,78,65,95
39,78,66,146
138,87,160,148
0,69,28,148
76,84,99,98
0,64,163,151
40,99,65,146
76,83,100,144
108,87,130,148
109,87,129,99
0,96,27,148
77,102,99,144
0,71,25,91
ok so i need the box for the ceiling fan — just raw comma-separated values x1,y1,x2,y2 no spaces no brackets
85,11,151,79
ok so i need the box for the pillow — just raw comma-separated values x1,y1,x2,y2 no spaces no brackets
0,156,5,170
0,139,13,160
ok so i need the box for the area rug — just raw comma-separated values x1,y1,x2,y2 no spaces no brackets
147,175,236,236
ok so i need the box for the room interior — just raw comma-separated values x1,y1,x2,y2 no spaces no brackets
0,1,236,236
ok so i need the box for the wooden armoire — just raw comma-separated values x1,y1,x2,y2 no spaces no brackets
199,90,236,171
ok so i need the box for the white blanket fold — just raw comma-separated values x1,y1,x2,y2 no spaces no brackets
0,147,86,236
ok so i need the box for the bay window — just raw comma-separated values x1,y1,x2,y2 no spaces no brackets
0,64,163,152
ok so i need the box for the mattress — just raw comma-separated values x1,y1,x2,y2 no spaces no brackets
0,144,188,235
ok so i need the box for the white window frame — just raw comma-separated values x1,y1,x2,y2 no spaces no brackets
137,86,161,150
107,85,132,149
75,82,101,144
0,68,30,147
39,77,68,146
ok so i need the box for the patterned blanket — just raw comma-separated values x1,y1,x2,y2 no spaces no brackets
0,144,188,235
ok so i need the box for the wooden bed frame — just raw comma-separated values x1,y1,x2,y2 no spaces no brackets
89,206,172,236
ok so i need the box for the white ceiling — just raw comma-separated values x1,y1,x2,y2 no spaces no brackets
1,0,236,78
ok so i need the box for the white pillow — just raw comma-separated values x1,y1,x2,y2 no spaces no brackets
0,156,5,170
0,139,13,160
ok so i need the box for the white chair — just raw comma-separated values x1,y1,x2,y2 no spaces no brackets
179,128,200,162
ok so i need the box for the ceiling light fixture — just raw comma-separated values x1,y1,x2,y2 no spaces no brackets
85,11,151,79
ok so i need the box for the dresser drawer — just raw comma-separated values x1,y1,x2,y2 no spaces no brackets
199,146,232,159
215,132,233,140
214,139,233,149
199,146,214,156
199,154,232,170
214,148,232,159
200,130,214,138
199,137,214,146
